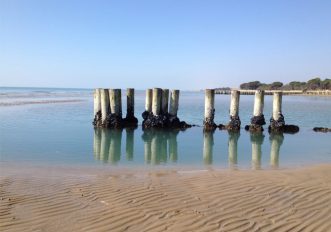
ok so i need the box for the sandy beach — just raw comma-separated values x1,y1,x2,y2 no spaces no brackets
1,164,331,232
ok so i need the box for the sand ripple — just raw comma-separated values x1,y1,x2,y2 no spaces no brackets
1,165,331,231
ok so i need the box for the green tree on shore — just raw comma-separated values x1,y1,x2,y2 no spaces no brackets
239,78,331,90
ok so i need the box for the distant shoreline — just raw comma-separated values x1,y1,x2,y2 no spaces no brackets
215,89,331,96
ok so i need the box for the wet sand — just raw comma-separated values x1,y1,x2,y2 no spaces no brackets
1,163,331,232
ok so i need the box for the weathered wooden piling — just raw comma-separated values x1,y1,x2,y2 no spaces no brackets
126,88,135,117
145,89,153,112
203,131,214,165
230,90,240,118
227,90,241,131
253,90,264,118
102,88,124,128
100,89,110,124
93,89,102,127
124,88,138,127
246,90,266,132
142,88,190,129
152,88,162,116
109,89,122,117
204,89,216,130
169,90,179,117
161,89,169,114
269,92,285,132
94,88,101,117
272,92,282,121
142,89,153,127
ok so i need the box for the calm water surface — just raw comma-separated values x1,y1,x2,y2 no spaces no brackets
1,87,330,169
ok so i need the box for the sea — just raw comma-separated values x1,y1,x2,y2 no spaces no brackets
1,87,330,170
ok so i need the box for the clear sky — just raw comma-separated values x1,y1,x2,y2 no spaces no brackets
1,0,331,89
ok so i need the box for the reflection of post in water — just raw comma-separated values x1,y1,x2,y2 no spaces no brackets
93,128,102,160
228,132,240,167
93,128,126,164
203,131,214,165
125,128,134,161
250,133,265,170
99,129,111,162
108,129,123,164
151,131,162,165
160,132,168,163
269,133,284,168
142,130,152,164
143,129,179,165
168,131,179,162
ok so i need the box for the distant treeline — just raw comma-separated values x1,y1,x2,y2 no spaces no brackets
239,78,331,90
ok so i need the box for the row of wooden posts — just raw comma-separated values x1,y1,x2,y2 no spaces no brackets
93,88,285,131
94,88,180,120
204,89,284,131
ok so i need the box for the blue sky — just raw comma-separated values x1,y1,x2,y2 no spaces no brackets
1,0,331,89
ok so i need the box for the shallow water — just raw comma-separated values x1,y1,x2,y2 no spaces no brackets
0,87,330,169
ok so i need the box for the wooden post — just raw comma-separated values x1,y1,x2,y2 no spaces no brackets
228,90,241,131
161,89,169,114
152,88,162,116
100,89,110,123
248,90,266,131
109,89,122,117
93,88,101,117
253,90,264,117
169,90,180,117
126,88,135,118
230,90,240,118
272,92,282,121
109,89,115,114
145,89,153,112
204,89,215,128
